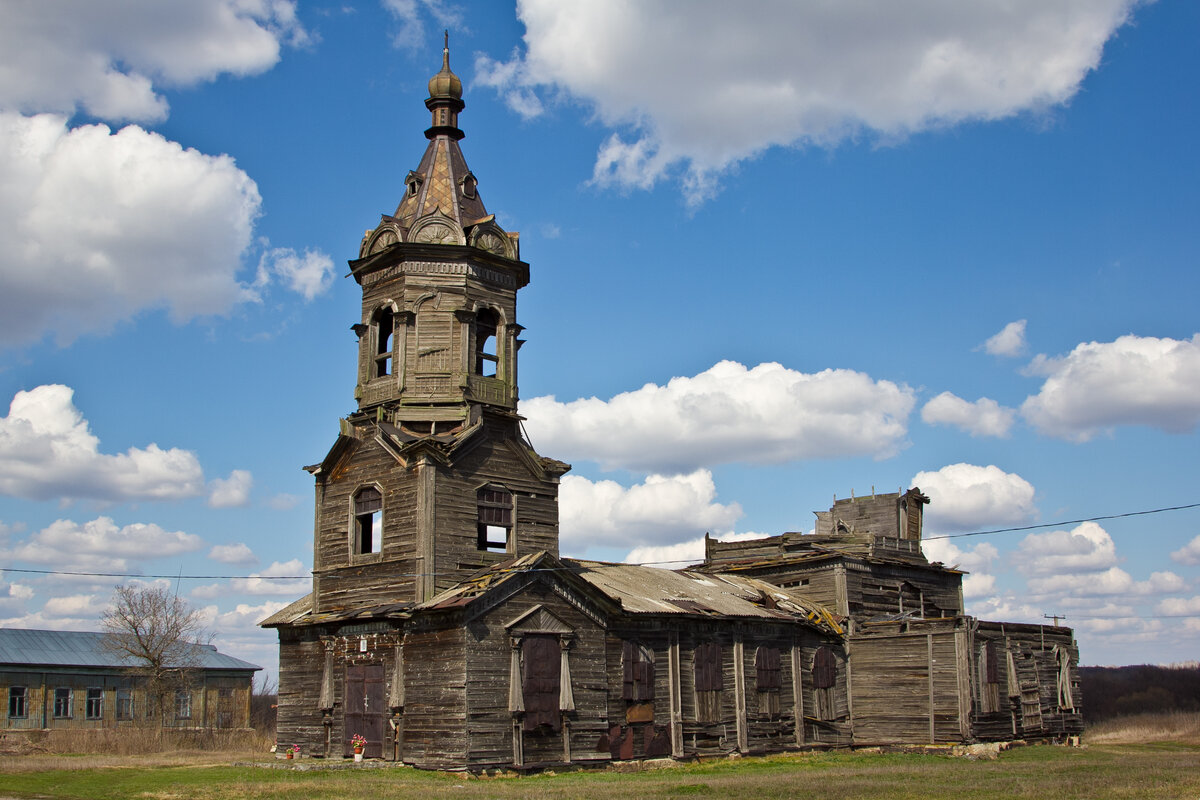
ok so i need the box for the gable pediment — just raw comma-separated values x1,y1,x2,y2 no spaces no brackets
505,604,574,635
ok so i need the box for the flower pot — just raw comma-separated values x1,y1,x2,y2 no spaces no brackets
354,752,363,763
285,752,293,760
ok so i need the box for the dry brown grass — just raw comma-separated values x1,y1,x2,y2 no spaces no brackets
1086,709,1200,744
0,726,273,770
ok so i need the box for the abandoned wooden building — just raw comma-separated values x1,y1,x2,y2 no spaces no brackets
1,628,259,731
263,43,1082,769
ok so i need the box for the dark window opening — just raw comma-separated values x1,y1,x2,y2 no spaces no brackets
477,487,512,552
116,688,133,720
8,686,27,718
474,308,499,377
462,173,477,198
85,687,103,720
374,308,394,378
354,486,383,555
694,641,723,723
522,634,561,732
53,687,72,718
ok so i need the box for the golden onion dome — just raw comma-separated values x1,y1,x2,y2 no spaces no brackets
428,36,462,100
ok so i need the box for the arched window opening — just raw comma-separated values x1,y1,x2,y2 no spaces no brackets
477,486,512,552
354,486,383,555
474,308,499,377
374,308,394,378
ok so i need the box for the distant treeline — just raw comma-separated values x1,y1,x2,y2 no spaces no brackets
1080,665,1200,722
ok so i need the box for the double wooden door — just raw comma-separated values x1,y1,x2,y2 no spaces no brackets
345,664,386,758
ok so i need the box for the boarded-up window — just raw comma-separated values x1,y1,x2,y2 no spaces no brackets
694,642,723,723
477,487,513,552
813,646,838,721
979,640,1002,713
623,640,656,723
354,487,383,555
1055,645,1075,711
756,645,782,717
522,634,561,732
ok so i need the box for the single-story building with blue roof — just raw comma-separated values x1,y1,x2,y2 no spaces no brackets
1,628,260,730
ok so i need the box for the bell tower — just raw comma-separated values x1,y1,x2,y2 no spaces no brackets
306,38,569,611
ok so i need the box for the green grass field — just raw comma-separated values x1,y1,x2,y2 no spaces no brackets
2,716,1198,800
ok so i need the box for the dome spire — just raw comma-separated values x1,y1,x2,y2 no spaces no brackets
425,30,464,140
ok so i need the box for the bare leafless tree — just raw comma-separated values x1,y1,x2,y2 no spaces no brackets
100,584,212,725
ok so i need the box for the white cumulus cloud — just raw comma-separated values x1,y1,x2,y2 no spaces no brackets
232,559,310,596
0,385,204,502
1021,334,1200,441
921,392,1016,438
208,542,258,566
4,516,203,574
0,0,308,122
559,470,743,553
1013,521,1118,577
1171,535,1200,566
208,470,254,508
624,531,769,569
257,247,335,301
982,319,1028,357
0,114,264,347
913,463,1036,534
478,0,1139,204
525,360,914,474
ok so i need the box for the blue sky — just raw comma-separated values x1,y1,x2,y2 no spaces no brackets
1,0,1198,680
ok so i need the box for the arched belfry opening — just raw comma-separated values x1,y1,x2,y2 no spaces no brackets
475,308,499,377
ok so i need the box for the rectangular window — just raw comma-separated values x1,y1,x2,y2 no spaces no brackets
8,686,27,719
979,640,1002,713
477,488,513,552
813,646,838,721
216,687,234,728
116,688,133,720
694,642,723,723
175,690,192,720
53,687,73,718
85,687,103,720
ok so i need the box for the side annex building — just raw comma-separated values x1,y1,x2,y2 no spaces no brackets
262,44,1082,769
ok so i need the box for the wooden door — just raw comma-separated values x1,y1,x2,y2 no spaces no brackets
345,664,386,758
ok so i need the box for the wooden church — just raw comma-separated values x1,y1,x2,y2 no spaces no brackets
262,43,1083,769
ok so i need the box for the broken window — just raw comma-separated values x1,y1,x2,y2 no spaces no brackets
353,486,383,555
373,307,394,378
756,645,782,717
115,687,133,720
477,487,512,552
474,308,499,377
812,646,838,721
53,687,72,718
85,687,103,720
979,640,1002,713
521,634,561,732
623,640,656,723
8,686,27,718
694,641,723,723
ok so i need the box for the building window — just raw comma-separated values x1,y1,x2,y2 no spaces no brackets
53,687,73,718
694,641,723,723
116,687,133,720
622,640,656,723
216,687,234,728
175,690,192,720
477,487,512,552
813,646,838,721
755,645,782,717
521,634,561,732
353,486,383,555
85,687,103,720
373,308,394,378
474,308,499,377
979,640,1002,713
8,686,27,718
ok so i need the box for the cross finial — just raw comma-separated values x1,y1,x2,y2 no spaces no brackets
444,30,449,51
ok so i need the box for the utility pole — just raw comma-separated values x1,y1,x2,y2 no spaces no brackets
1043,613,1066,627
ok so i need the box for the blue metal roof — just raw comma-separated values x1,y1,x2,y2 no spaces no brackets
0,628,260,672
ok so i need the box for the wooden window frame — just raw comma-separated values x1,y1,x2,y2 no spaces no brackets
174,690,192,720
53,687,73,719
115,687,133,720
694,641,723,724
351,485,384,558
373,307,395,378
474,308,500,378
8,686,27,719
477,486,513,553
85,687,103,720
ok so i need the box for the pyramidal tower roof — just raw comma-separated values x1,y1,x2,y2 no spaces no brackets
392,32,489,233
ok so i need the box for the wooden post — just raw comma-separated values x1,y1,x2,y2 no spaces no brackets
954,626,971,741
415,454,436,601
668,633,683,757
834,564,849,617
791,642,804,746
733,637,748,753
927,634,935,743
